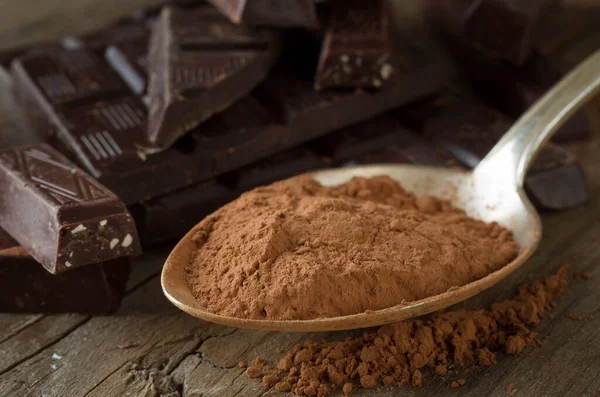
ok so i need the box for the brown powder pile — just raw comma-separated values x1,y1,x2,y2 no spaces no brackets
186,174,520,320
245,265,570,396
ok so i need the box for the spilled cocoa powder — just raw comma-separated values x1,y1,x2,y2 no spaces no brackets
245,265,570,396
186,174,520,320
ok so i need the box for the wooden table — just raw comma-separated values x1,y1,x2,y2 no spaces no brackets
1,2,600,397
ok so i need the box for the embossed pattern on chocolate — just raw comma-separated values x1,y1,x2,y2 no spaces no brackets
147,5,280,147
0,143,141,273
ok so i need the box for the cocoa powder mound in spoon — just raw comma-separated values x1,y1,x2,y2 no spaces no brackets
245,265,570,396
185,174,519,320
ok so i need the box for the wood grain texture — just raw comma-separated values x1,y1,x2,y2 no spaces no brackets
0,1,600,396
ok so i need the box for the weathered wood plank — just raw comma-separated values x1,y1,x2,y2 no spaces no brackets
0,249,166,379
0,314,42,343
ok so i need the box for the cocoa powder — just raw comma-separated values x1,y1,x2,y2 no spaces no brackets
248,265,570,396
186,174,520,320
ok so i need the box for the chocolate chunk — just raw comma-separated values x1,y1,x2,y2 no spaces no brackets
463,0,545,65
407,95,589,210
0,144,141,274
133,146,326,245
0,227,130,314
207,0,319,29
147,6,281,147
315,0,397,90
11,48,126,108
15,38,448,205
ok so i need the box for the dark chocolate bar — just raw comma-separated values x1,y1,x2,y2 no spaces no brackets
405,95,589,210
0,144,141,274
147,5,281,147
315,0,397,90
132,146,327,245
463,0,544,65
207,0,319,29
15,37,448,205
0,228,130,314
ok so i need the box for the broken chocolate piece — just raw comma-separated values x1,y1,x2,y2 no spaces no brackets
463,0,545,65
315,0,396,90
147,5,280,148
0,227,130,314
0,144,141,274
207,0,319,29
407,95,589,210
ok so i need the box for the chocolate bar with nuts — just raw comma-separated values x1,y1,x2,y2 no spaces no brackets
315,0,397,90
0,143,141,274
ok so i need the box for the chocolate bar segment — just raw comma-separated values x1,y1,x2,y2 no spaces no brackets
0,228,130,314
315,0,396,90
207,0,319,29
407,95,589,210
463,0,544,65
147,6,280,147
0,144,141,274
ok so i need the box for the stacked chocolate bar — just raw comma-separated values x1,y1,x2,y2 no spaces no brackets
0,0,591,313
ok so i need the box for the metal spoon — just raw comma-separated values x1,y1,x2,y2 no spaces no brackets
161,49,600,332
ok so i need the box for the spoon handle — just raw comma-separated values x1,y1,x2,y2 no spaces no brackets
475,49,600,186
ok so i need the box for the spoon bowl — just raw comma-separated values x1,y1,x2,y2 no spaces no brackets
162,50,600,332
